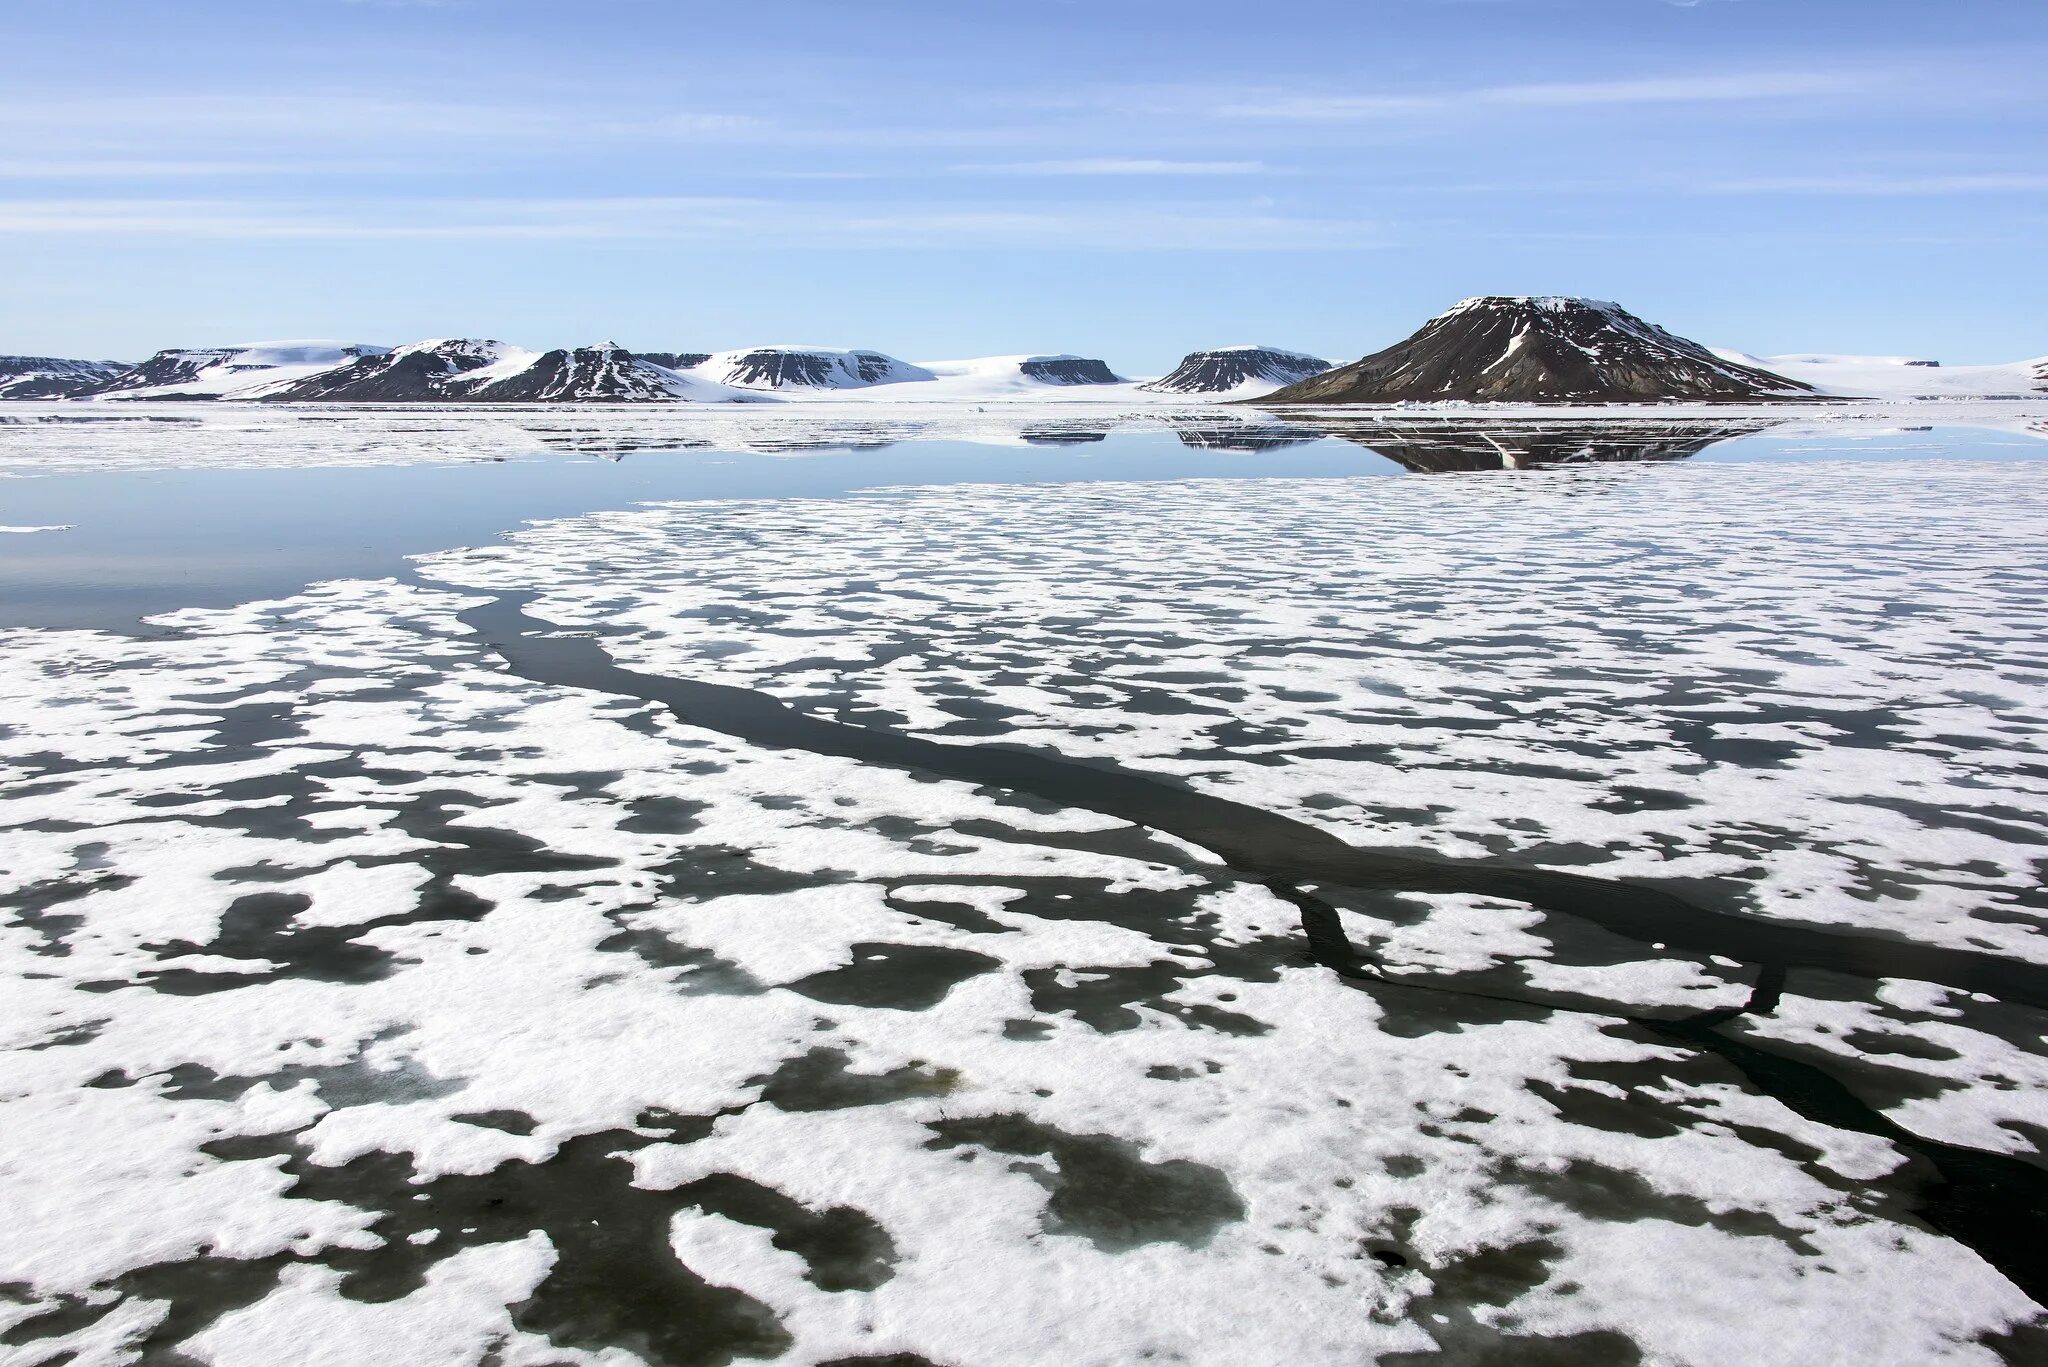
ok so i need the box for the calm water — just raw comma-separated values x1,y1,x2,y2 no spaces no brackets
3,415,2042,631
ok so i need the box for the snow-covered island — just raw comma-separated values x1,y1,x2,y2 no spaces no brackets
9,300,2038,408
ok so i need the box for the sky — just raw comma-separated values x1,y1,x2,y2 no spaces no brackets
2,0,2044,370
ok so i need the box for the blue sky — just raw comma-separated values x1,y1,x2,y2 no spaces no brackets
3,0,2043,368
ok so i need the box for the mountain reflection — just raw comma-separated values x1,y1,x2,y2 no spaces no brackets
1168,420,1321,453
1286,417,1782,472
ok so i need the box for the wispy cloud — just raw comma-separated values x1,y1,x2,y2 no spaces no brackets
1221,69,1874,119
0,195,1386,250
952,158,1267,177
0,94,772,146
1697,172,2048,195
0,158,392,179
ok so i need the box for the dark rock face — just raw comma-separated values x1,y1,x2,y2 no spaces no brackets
265,342,508,402
1263,298,1818,404
0,355,129,399
458,345,685,403
714,348,928,389
266,341,702,404
1018,356,1121,385
723,350,840,388
93,348,242,395
94,344,389,400
1142,347,1331,394
637,352,711,372
1904,359,1941,368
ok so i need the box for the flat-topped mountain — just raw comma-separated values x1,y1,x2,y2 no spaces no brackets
1142,346,1331,395
1016,355,1122,385
707,346,934,390
1264,298,1816,404
0,355,130,400
266,340,750,404
263,338,521,402
95,342,392,400
9,315,2021,406
459,343,734,403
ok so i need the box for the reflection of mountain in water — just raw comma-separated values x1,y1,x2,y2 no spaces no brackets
534,427,900,457
1169,420,1322,453
1019,428,1109,446
1294,419,1780,472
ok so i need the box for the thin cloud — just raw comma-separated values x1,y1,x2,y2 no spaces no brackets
1698,172,2048,194
0,195,1387,250
0,158,392,179
953,158,1268,176
1223,69,1874,119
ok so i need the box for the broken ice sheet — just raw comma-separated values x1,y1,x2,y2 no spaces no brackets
4,457,2046,1364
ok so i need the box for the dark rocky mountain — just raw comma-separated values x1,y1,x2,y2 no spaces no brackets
712,347,933,390
1017,356,1122,385
456,344,697,403
94,343,390,399
1142,346,1331,394
94,348,241,395
0,355,130,399
1263,298,1818,404
264,339,513,402
262,340,740,403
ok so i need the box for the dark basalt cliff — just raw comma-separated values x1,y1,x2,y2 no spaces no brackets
267,341,708,403
1142,347,1330,394
265,342,506,402
1018,356,1122,385
716,348,927,389
1262,298,1818,404
458,345,685,403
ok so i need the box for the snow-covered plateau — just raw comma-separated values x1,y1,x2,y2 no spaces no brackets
1711,351,2048,400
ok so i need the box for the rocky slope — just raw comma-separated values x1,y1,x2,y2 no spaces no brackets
263,341,760,404
1141,346,1331,395
0,356,130,399
261,339,521,402
1016,356,1122,385
94,343,392,400
707,347,935,390
454,344,713,403
1264,298,1816,404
